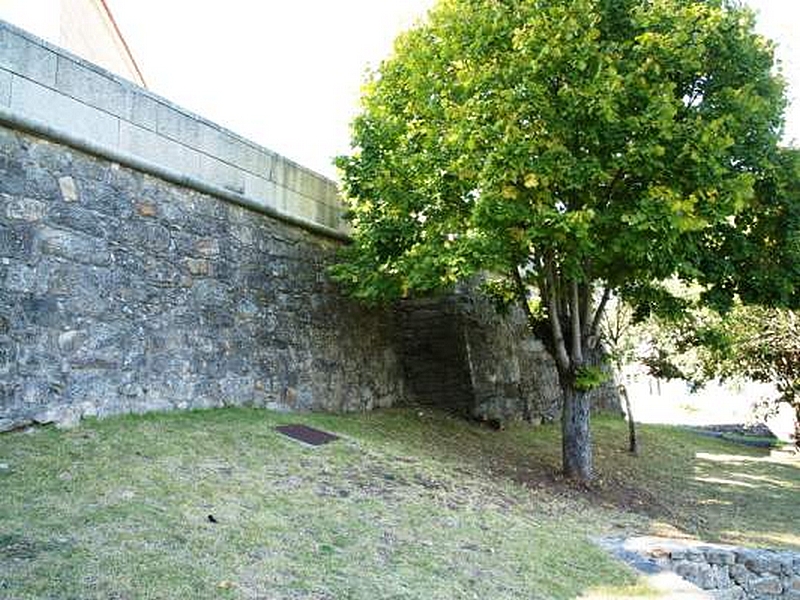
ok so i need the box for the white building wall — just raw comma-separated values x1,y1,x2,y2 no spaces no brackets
0,0,144,85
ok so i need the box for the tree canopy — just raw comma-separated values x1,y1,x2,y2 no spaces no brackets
332,0,788,481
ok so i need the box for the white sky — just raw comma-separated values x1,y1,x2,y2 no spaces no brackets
106,0,799,181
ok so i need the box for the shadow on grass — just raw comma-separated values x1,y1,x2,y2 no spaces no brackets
313,409,800,550
0,407,659,600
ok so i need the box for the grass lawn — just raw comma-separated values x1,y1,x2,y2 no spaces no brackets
0,407,797,599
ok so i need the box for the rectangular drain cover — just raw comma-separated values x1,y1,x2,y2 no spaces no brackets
275,424,339,446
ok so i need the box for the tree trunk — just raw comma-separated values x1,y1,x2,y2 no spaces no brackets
619,384,638,454
561,383,593,482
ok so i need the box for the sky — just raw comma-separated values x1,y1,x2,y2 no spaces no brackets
107,0,800,181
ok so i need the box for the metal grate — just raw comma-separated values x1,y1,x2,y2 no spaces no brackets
275,424,339,446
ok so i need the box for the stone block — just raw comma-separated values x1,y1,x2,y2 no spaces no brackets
55,56,130,116
58,330,87,354
4,197,47,221
749,576,783,595
730,564,752,586
196,154,245,195
0,26,57,85
10,76,119,148
243,173,279,210
38,227,111,266
0,67,11,107
714,587,745,600
194,238,219,258
58,176,79,202
129,92,159,130
707,549,737,566
5,263,47,294
286,165,328,199
287,190,318,222
119,220,171,255
134,200,158,217
118,121,200,175
197,124,268,176
685,549,705,562
0,223,34,260
156,103,199,146
185,258,210,276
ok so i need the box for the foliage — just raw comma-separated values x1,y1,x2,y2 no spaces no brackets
694,305,798,441
574,365,612,392
333,0,787,480
695,147,800,311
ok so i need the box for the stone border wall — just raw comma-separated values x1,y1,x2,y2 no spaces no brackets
0,20,345,235
625,538,800,600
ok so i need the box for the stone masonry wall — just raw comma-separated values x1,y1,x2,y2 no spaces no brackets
643,540,800,600
0,126,404,430
396,286,563,425
0,20,604,431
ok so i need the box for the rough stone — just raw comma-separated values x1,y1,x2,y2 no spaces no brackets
715,587,746,600
38,226,111,266
135,200,158,217
750,576,783,596
707,550,737,566
58,175,78,202
4,196,47,221
185,258,210,276
0,126,411,427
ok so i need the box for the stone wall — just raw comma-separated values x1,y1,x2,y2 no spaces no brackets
397,286,563,425
0,126,404,431
638,539,800,600
0,20,604,431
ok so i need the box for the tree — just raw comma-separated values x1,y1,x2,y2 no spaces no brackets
709,307,799,446
600,296,641,454
332,0,786,482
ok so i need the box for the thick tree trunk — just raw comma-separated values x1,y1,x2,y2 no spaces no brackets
561,383,593,482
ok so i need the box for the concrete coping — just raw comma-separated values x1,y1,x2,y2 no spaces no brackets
0,19,349,237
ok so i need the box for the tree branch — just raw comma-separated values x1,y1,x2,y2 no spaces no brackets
545,258,571,373
570,279,584,365
589,286,612,348
580,282,593,338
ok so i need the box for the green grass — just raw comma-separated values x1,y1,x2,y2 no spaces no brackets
0,407,797,599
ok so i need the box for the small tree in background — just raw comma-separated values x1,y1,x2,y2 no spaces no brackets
332,0,787,482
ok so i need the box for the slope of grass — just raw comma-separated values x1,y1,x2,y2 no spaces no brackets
0,407,797,599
